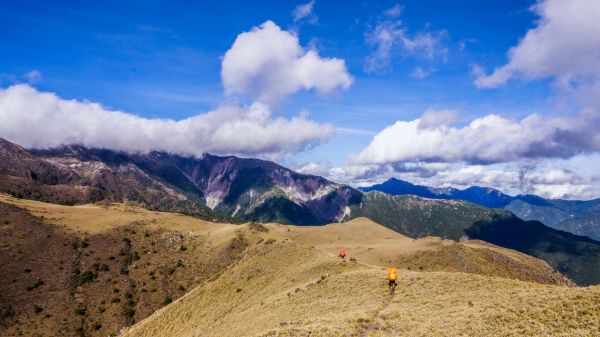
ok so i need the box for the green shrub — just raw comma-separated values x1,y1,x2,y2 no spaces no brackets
26,278,44,291
122,305,135,318
34,305,43,314
265,238,276,245
78,271,97,285
94,263,109,272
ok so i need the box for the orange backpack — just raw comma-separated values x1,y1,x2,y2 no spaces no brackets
387,267,397,281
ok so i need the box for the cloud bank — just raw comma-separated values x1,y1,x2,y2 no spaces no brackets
350,110,600,166
0,21,351,158
299,160,599,200
221,21,352,104
0,84,333,157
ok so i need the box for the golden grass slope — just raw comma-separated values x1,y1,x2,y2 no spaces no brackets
0,193,238,243
1,194,593,336
0,193,570,285
265,218,570,285
122,239,600,337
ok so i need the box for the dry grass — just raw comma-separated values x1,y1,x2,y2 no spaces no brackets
0,193,237,244
264,218,571,285
122,240,600,337
1,194,594,337
0,195,253,337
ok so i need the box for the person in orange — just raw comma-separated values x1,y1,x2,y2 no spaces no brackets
387,267,397,290
339,249,346,261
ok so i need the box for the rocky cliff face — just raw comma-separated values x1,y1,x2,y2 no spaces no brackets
0,138,358,224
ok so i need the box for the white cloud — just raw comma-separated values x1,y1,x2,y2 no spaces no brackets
417,108,457,129
0,84,333,157
24,70,42,84
418,165,599,200
365,11,447,74
331,105,600,199
292,0,317,23
474,0,600,91
0,20,352,159
303,159,599,199
350,110,600,166
221,21,352,104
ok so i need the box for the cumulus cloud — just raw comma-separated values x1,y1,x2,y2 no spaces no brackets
350,110,600,166
221,21,352,104
333,105,600,199
0,84,333,157
292,0,317,23
474,0,600,90
364,7,447,74
417,108,456,129
0,20,355,158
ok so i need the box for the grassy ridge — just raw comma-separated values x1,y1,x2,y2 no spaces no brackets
122,239,600,337
351,192,600,285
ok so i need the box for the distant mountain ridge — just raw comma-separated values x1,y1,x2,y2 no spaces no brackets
2,138,600,284
0,137,358,225
360,178,600,241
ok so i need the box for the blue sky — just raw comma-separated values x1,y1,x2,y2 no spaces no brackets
1,0,599,199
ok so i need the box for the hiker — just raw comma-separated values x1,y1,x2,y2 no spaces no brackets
339,249,346,261
388,267,397,291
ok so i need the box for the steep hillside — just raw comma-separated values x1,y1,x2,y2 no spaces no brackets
0,194,251,337
0,138,357,225
466,215,600,286
121,239,600,337
0,138,223,221
361,177,600,241
348,192,506,240
505,198,600,241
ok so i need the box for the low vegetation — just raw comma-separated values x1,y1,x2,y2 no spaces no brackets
1,194,597,337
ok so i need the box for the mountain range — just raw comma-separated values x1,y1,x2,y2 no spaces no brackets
1,138,600,285
361,177,600,241
0,137,358,225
